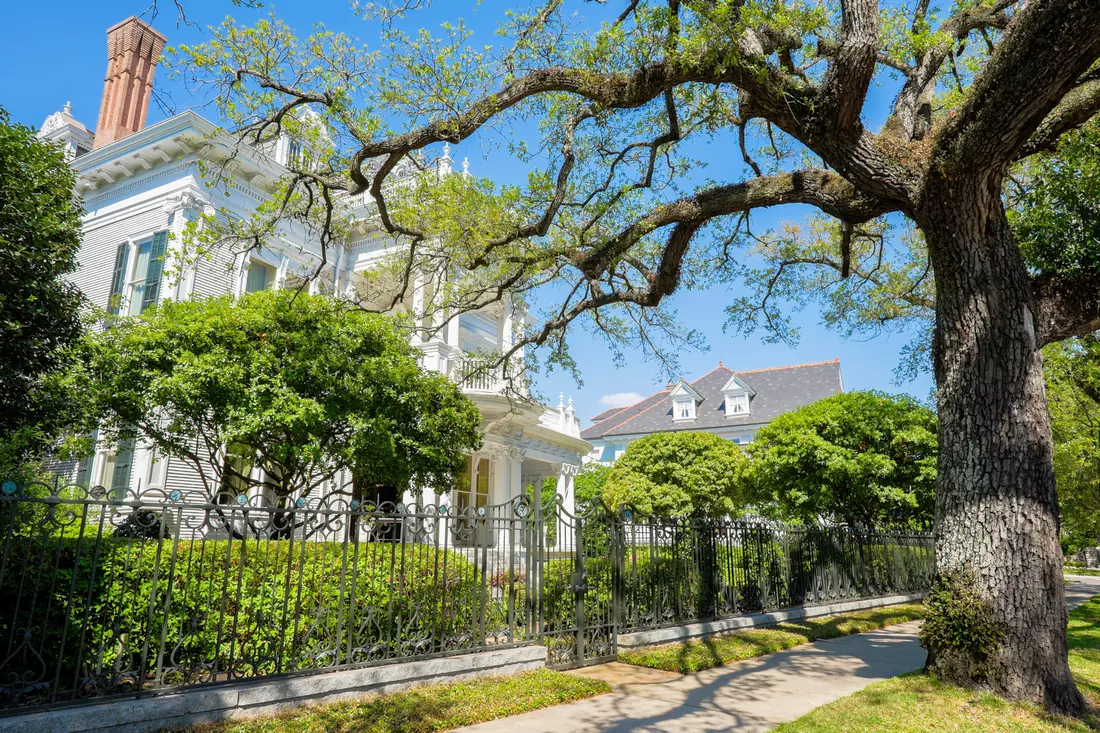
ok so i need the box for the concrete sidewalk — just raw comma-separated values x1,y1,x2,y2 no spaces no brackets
455,577,1100,733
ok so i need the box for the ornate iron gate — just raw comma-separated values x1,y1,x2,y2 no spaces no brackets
536,498,620,669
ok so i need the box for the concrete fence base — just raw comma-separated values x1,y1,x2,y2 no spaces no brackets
617,593,926,649
0,645,546,733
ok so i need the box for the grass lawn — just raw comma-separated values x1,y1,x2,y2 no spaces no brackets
773,594,1100,732
618,603,926,674
1067,568,1100,578
187,668,609,733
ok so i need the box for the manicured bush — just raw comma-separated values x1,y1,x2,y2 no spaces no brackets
0,531,486,703
603,432,747,517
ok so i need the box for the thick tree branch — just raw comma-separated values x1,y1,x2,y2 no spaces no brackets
1018,72,1100,158
932,0,1100,176
1034,271,1100,346
887,1,1013,141
818,0,879,133
574,169,895,278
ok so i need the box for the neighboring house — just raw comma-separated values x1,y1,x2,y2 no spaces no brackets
583,359,844,462
38,16,589,516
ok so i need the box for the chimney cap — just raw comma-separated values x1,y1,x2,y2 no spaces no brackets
106,15,168,43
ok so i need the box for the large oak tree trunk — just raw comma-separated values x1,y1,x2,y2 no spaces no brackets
921,178,1082,714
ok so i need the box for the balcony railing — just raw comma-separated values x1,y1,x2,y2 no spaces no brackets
451,358,504,393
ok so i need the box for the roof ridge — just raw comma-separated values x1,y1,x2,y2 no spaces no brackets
594,393,674,436
735,358,840,375
585,388,672,433
688,364,733,387
589,403,635,424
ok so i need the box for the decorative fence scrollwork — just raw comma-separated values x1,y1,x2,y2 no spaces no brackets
0,478,933,716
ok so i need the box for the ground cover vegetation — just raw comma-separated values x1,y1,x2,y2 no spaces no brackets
618,603,926,673
187,668,609,733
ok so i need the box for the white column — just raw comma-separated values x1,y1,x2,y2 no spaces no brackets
332,245,345,292
509,450,524,501
411,271,426,343
275,256,290,289
418,484,438,508
166,208,190,301
446,311,462,351
163,192,209,300
233,252,249,296
556,471,574,518
501,297,515,353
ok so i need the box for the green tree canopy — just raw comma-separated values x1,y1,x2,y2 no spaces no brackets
602,431,746,517
1044,336,1100,554
574,463,612,506
0,106,84,470
747,392,936,530
72,291,482,500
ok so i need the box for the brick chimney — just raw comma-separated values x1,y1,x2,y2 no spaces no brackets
92,17,167,150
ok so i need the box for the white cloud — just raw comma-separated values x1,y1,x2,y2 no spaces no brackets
599,392,643,409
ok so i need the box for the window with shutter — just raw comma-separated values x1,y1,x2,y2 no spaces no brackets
107,242,130,316
74,430,98,486
246,260,276,292
125,232,169,316
106,438,135,500
140,231,168,313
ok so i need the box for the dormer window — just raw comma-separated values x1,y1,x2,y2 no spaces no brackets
668,380,703,422
727,393,749,415
675,398,696,420
720,373,756,418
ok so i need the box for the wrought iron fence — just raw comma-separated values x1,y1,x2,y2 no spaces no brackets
0,479,934,716
617,510,935,632
0,480,538,714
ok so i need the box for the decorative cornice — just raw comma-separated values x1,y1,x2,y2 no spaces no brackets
484,443,526,461
162,190,212,215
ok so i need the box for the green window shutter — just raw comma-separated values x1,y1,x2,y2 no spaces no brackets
110,438,135,500
141,231,169,313
107,242,130,316
75,429,99,487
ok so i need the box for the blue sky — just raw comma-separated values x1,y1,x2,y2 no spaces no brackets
0,0,935,422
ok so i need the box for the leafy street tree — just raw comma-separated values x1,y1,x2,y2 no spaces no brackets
170,0,1100,710
1044,336,1100,554
73,291,483,504
747,392,937,530
0,106,84,470
602,432,746,517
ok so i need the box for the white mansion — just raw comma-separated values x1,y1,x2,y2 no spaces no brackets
39,16,590,516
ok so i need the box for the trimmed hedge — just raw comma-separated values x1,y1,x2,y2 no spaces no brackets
0,532,487,702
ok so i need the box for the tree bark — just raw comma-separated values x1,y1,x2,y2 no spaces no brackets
920,175,1082,715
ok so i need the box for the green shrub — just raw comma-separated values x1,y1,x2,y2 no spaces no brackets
920,566,1004,681
0,532,487,702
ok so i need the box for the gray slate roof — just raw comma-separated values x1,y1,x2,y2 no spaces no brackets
581,359,844,440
